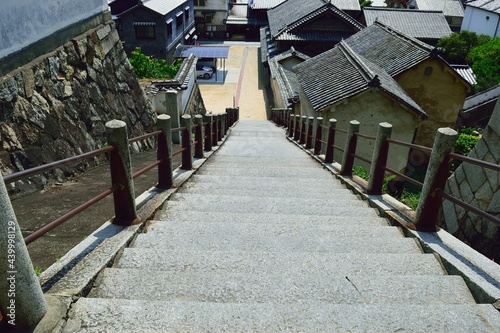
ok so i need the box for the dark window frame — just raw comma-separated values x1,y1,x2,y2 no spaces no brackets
135,25,156,40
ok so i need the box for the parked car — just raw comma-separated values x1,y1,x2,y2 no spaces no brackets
196,65,213,79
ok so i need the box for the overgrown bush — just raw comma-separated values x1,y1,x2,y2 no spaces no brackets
455,126,480,156
352,165,421,210
128,47,181,79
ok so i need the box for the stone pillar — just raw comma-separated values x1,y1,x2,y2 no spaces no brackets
203,114,213,151
181,115,193,170
367,122,392,195
314,117,324,155
414,127,458,231
194,115,204,158
164,89,182,144
156,115,173,189
106,120,137,225
340,120,360,176
0,173,48,330
324,118,337,163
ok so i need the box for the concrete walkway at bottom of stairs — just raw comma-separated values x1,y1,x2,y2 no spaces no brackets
58,120,500,332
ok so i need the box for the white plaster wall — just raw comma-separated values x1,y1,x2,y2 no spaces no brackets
0,0,108,59
461,7,500,37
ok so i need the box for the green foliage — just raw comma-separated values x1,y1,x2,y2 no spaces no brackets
352,165,421,210
359,0,373,7
437,31,491,64
384,0,406,8
470,37,500,91
34,267,42,276
455,127,480,156
128,47,181,79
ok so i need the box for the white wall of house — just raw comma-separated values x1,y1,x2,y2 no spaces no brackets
0,0,108,59
461,6,500,37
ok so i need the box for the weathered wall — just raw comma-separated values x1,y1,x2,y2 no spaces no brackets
0,21,156,197
395,58,471,149
439,99,500,261
300,88,420,172
0,0,107,60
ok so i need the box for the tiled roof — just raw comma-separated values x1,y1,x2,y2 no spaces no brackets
260,26,279,63
467,0,500,14
294,41,426,117
463,84,500,111
268,0,364,40
142,0,187,16
269,47,310,106
452,65,477,85
414,0,464,17
343,20,434,76
363,8,452,39
251,0,287,9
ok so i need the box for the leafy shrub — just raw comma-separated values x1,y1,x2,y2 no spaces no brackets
128,47,181,79
455,127,480,156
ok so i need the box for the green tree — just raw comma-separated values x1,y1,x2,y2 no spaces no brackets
469,37,500,91
385,0,407,7
437,31,491,64
359,0,373,7
128,47,181,79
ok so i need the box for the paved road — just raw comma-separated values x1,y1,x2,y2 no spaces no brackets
11,41,269,272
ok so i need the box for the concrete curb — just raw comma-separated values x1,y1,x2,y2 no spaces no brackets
33,124,237,332
285,125,500,307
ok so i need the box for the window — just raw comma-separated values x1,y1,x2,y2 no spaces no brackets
176,12,184,31
167,20,173,37
194,0,205,6
185,7,190,22
135,25,155,40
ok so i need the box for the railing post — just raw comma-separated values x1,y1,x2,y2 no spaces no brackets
156,115,173,189
367,122,392,195
314,117,324,155
293,114,301,141
340,120,360,176
181,114,193,170
225,108,233,127
300,115,307,144
288,112,294,138
106,120,137,225
0,173,47,330
414,127,458,232
217,114,223,142
221,112,227,137
324,118,337,163
305,116,314,149
165,89,181,144
194,115,204,158
212,114,219,146
203,114,213,151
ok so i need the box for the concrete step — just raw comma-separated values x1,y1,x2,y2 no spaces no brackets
62,299,500,332
144,220,404,239
161,198,373,216
131,232,421,254
195,166,334,179
115,249,446,276
90,269,475,305
153,210,388,226
187,174,344,187
181,175,347,191
207,156,324,167
176,186,351,199
168,192,363,204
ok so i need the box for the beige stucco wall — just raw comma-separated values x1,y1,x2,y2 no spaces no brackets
395,58,471,149
302,89,420,172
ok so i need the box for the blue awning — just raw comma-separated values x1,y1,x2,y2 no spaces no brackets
173,45,230,59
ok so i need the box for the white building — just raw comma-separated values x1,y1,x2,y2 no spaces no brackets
461,0,500,37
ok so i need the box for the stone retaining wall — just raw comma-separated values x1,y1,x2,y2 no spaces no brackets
0,21,156,197
439,99,500,261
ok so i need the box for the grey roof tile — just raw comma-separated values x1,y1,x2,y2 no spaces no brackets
363,8,452,39
414,0,464,17
268,0,363,40
294,41,426,117
343,21,434,76
467,0,500,14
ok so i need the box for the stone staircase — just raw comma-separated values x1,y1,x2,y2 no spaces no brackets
62,120,500,332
